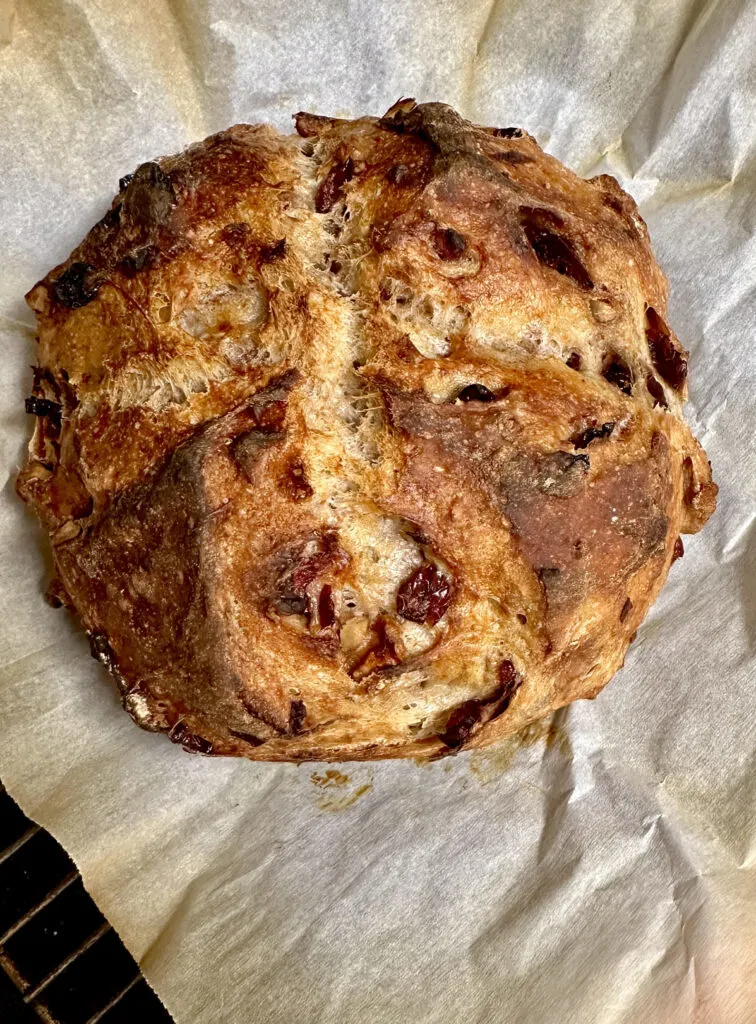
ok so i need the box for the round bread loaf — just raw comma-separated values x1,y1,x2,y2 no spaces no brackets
18,100,717,761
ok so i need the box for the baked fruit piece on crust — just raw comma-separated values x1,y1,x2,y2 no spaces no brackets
18,100,716,761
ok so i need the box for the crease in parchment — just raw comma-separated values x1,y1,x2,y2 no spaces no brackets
27,0,139,107
160,0,220,139
135,765,293,964
643,814,705,1018
0,639,61,682
460,0,503,116
577,0,734,186
139,842,280,975
616,0,719,177
534,709,577,866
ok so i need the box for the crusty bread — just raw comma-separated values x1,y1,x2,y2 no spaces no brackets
18,100,716,761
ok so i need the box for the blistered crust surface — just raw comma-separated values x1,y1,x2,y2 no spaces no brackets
18,101,716,761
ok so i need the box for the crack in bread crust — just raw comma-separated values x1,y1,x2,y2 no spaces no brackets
18,101,716,761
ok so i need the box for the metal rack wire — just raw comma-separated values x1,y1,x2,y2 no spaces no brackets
0,783,173,1023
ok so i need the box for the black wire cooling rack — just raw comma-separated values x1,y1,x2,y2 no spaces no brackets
0,782,173,1023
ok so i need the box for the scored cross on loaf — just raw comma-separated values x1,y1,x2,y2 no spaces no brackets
18,100,716,761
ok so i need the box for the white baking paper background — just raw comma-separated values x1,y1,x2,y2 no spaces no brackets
1,1,755,1021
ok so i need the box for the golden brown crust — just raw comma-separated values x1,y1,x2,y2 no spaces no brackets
18,101,716,761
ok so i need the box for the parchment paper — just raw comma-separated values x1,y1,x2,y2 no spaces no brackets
1,1,755,1021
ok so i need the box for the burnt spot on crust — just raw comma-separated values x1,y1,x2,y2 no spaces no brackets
520,208,593,290
672,536,684,562
396,563,453,625
101,205,121,230
602,353,634,395
432,226,467,260
619,597,633,622
570,421,614,449
118,173,133,192
492,127,524,138
646,373,668,408
25,396,62,419
645,306,688,391
538,451,590,497
289,699,307,734
181,733,215,755
52,262,101,308
25,364,74,434
315,155,354,213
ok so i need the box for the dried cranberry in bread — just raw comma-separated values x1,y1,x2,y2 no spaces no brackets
18,100,716,761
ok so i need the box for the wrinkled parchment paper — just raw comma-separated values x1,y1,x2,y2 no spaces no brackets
1,1,755,1021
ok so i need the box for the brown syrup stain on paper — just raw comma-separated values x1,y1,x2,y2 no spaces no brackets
310,768,373,811
469,715,572,785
